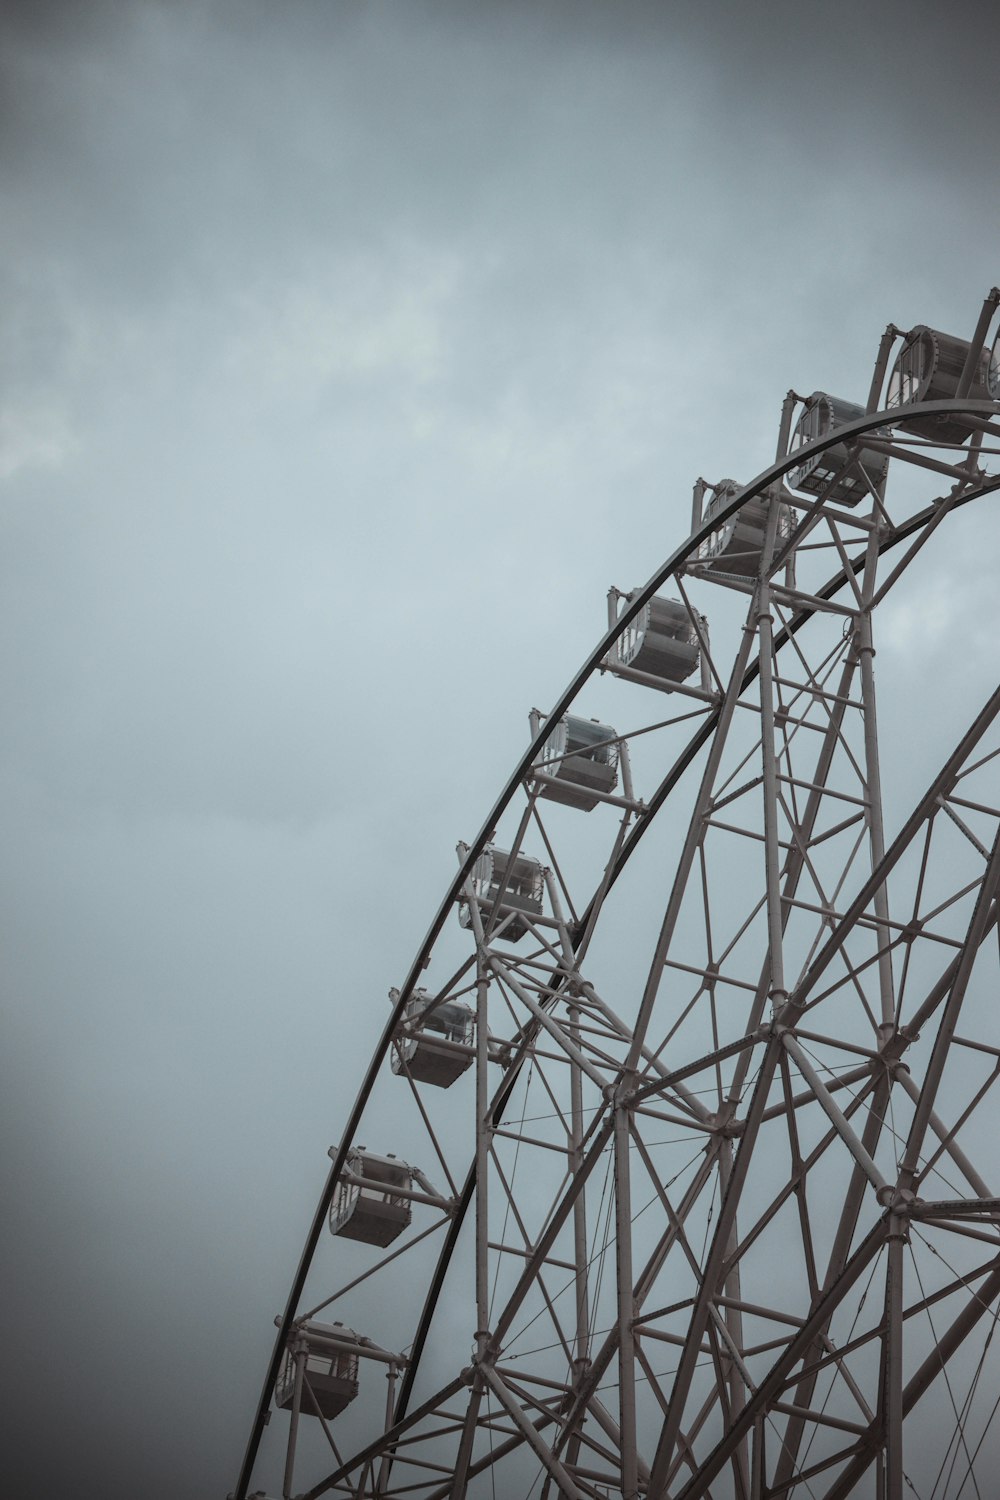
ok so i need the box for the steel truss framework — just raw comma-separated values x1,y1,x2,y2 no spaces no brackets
233,292,1000,1500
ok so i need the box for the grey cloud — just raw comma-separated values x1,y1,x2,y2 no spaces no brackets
2,2,999,1497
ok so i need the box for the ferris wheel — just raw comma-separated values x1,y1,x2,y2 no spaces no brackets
231,291,1000,1500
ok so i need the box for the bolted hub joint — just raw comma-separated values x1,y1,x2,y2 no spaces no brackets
705,1109,744,1139
877,1184,916,1215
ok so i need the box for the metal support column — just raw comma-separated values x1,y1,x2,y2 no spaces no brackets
857,530,896,1033
475,953,491,1363
883,1223,906,1500
282,1344,306,1500
614,1096,639,1499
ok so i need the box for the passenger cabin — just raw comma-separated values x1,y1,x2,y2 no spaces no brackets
989,330,1000,401
887,324,991,443
787,392,889,507
611,595,700,685
697,480,794,577
276,1321,361,1421
459,846,544,943
330,1148,412,1247
391,989,474,1088
535,714,619,810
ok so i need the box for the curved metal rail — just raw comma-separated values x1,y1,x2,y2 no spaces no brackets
233,395,1000,1500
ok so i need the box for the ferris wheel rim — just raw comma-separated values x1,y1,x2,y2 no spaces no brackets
233,395,1000,1500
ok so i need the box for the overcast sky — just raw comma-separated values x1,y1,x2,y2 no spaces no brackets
2,3,999,1497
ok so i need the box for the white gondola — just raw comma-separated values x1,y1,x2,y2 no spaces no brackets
329,1148,412,1247
610,594,701,685
887,324,991,443
391,989,474,1088
459,846,544,943
696,480,795,577
535,714,618,810
275,1321,361,1421
787,392,889,507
